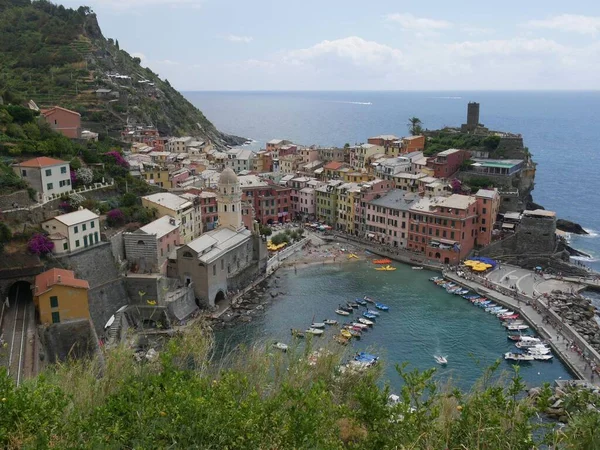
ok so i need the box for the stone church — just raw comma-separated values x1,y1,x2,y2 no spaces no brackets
170,168,268,307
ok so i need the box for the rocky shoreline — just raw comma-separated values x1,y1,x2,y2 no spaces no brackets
548,291,600,352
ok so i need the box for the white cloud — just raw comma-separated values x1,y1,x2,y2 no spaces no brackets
447,38,566,58
385,13,452,31
461,26,494,37
525,14,600,36
284,36,403,67
225,34,254,43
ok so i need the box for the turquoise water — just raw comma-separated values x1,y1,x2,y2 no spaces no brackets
216,260,573,390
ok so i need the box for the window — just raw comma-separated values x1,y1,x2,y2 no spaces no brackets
52,312,60,324
213,264,216,276
221,259,224,270
45,169,52,176
47,183,53,190
21,169,27,176
74,226,78,233
91,221,95,229
75,240,80,248
82,224,87,231
50,296,59,308
61,166,67,174
63,243,68,250
482,207,487,214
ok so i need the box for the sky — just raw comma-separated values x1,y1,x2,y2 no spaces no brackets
56,0,600,91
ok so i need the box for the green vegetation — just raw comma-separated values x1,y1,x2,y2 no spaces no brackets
408,117,423,136
259,224,273,237
0,0,237,143
424,132,486,156
0,221,11,253
0,324,598,448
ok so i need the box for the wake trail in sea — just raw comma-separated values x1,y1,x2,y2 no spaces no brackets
329,101,373,105
431,96,462,99
582,229,598,238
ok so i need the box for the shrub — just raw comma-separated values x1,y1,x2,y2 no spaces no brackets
106,208,125,226
28,233,54,255
76,167,93,185
104,151,129,169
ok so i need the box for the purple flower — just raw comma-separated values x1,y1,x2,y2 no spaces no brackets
105,151,129,169
106,208,125,226
70,170,77,185
28,233,54,255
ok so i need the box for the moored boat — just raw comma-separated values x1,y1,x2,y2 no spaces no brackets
355,298,367,306
348,302,359,309
334,335,350,345
375,302,389,311
323,319,338,325
375,265,397,271
364,296,375,303
507,324,530,331
358,317,374,326
336,309,350,316
367,309,381,316
373,258,392,264
346,328,361,338
504,352,534,361
340,329,352,339
311,322,326,329
339,305,354,313
412,266,423,270
291,329,305,338
362,312,377,320
351,322,369,330
305,328,324,335
273,342,288,352
499,313,519,320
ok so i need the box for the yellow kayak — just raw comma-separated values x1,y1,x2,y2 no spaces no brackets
340,329,353,339
375,265,397,271
347,253,358,259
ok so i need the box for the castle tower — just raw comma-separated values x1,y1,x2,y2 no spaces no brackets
217,167,243,232
467,102,480,128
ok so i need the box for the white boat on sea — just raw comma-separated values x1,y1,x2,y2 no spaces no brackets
311,322,326,329
507,324,530,331
514,337,542,347
352,322,369,330
434,355,448,365
366,309,380,316
323,319,338,325
531,353,553,361
523,344,551,354
335,309,350,316
358,318,374,326
496,311,514,317
505,352,535,361
305,328,324,335
273,342,288,352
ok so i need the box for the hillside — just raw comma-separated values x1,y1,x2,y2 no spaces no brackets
0,0,243,147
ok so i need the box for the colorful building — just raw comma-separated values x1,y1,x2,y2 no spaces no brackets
408,194,479,264
366,190,419,248
353,179,394,236
336,183,360,233
426,149,470,179
316,180,343,225
41,106,81,139
142,193,198,243
474,189,501,247
124,215,180,274
33,268,90,325
42,209,100,254
13,157,72,202
349,144,383,170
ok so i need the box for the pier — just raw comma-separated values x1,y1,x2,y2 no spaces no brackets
443,271,600,386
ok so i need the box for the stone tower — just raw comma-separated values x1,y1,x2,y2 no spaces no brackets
217,167,243,232
467,102,480,128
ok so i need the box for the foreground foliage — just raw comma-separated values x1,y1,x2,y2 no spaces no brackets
0,324,598,449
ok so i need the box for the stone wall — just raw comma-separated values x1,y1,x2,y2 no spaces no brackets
496,136,526,159
108,230,126,264
88,279,130,333
0,190,36,211
123,232,158,272
40,319,102,364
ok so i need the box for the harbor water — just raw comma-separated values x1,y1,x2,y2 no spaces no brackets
216,259,573,391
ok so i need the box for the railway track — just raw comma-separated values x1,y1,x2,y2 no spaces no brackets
4,285,35,386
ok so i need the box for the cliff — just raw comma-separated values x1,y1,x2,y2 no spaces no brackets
0,1,243,148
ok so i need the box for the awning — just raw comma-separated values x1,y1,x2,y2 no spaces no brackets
367,233,375,238
502,223,516,230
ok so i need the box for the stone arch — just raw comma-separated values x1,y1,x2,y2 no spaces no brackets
214,290,225,304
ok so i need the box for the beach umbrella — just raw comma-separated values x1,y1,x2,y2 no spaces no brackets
463,260,477,267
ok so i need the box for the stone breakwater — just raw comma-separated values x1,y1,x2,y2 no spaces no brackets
528,381,600,423
548,292,600,352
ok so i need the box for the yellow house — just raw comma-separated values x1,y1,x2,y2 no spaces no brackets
342,172,372,183
142,192,197,243
336,183,360,233
33,268,90,325
143,166,172,188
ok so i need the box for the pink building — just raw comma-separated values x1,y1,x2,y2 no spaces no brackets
169,168,190,188
300,147,319,164
354,179,394,236
365,190,419,247
41,106,81,139
474,189,500,247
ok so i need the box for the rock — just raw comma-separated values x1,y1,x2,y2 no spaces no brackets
558,415,568,423
551,399,564,409
528,387,541,398
556,219,588,235
239,316,252,323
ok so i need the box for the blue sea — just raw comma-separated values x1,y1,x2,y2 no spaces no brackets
185,90,600,272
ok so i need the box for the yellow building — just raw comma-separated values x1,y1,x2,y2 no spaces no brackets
141,192,198,243
142,167,172,188
33,268,90,325
336,183,360,233
342,172,372,183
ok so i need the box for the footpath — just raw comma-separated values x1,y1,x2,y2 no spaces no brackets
444,271,600,386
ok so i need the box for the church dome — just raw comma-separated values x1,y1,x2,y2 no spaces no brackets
219,167,238,185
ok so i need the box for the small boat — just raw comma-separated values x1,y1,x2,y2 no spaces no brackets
362,312,377,320
434,355,448,365
340,329,353,339
366,309,381,316
334,335,350,345
347,253,359,259
454,289,469,295
291,329,305,338
355,299,367,307
373,258,392,264
311,322,326,329
507,334,523,341
531,354,553,361
364,296,375,303
497,311,514,317
273,342,288,352
358,317,374,326
344,324,363,333
323,319,338,325
507,324,529,331
347,302,359,309
505,352,534,361
375,265,397,271
492,309,509,315
502,320,524,327
412,266,423,270
375,302,389,311
339,305,354,313
336,309,350,316
346,328,361,338
351,322,369,330
430,276,442,282
305,328,324,336
524,346,551,355
499,314,519,320
354,352,378,364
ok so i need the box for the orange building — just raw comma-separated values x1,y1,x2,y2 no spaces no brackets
474,189,501,247
408,194,479,264
33,268,90,325
41,106,81,139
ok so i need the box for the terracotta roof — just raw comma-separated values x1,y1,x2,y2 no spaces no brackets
323,161,344,170
34,268,89,294
41,106,81,117
17,157,67,168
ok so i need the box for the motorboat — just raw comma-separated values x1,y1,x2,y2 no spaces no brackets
454,289,469,295
518,336,542,344
499,314,519,320
305,328,324,336
311,322,326,329
375,265,397,271
364,296,375,303
273,342,288,352
344,324,363,333
412,266,423,270
339,305,354,313
520,344,551,354
351,322,369,330
434,355,448,365
375,303,389,311
531,354,553,361
354,352,379,365
358,317,374,326
340,329,353,339
367,309,381,316
492,309,509,315
505,352,535,361
430,276,442,282
336,309,350,316
347,253,359,259
362,312,377,320
507,324,529,331
502,320,525,327
323,319,338,325
291,329,305,338
355,298,367,306
496,311,514,317
347,302,360,309
346,328,361,338
507,334,523,341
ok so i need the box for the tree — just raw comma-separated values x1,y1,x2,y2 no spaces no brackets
0,222,12,253
28,233,54,255
120,192,138,207
76,167,93,185
259,224,272,237
408,117,423,136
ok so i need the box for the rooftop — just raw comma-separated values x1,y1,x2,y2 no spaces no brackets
186,227,252,264
368,189,419,211
323,161,345,170
16,157,67,168
138,215,180,239
471,159,524,169
35,268,89,294
523,209,556,218
403,135,424,141
268,139,284,145
370,134,399,140
238,175,268,188
475,189,498,199
437,148,462,157
142,193,193,211
47,209,98,226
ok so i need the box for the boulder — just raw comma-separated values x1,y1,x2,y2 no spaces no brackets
556,219,589,235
